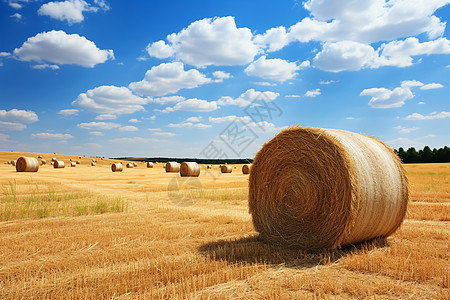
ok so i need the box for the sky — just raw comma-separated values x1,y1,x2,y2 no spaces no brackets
1,0,450,158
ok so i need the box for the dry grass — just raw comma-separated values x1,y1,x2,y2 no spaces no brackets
0,151,448,299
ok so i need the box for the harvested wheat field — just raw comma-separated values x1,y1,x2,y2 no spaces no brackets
0,151,449,299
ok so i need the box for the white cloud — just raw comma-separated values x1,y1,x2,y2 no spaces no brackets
304,88,321,97
32,132,73,139
251,82,277,86
168,122,212,129
393,126,419,134
13,30,114,68
9,2,23,9
146,115,156,121
254,26,289,52
73,85,148,114
153,131,176,137
32,64,60,70
147,128,161,132
0,121,26,131
152,16,258,67
245,121,280,133
405,111,450,120
208,115,251,123
217,89,279,107
88,131,103,136
420,83,444,90
95,114,118,120
151,95,185,105
361,80,424,108
212,71,232,82
0,133,9,142
0,109,38,123
38,0,97,24
185,116,202,123
109,137,158,143
118,125,138,132
58,109,79,117
10,13,22,20
146,40,174,59
245,56,303,82
128,118,140,123
128,62,211,97
320,80,336,85
77,122,121,130
162,98,217,113
418,102,425,105
286,94,302,98
0,52,10,57
424,134,437,139
346,117,355,120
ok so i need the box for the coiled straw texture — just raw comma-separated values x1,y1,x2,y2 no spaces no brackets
180,162,200,177
16,157,39,172
249,126,408,250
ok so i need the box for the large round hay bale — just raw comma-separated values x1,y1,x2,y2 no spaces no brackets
180,162,200,177
220,165,232,173
16,157,39,172
53,160,65,168
249,126,408,250
111,163,123,172
147,162,154,168
71,162,76,167
166,162,180,173
242,164,251,174
126,163,134,168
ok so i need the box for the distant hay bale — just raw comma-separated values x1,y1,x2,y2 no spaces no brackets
249,126,409,250
166,162,180,173
133,162,138,167
242,164,251,174
38,155,43,159
126,163,134,168
53,160,65,168
11,161,16,166
207,164,212,169
7,161,12,165
50,161,54,165
71,162,76,167
41,159,46,165
180,162,200,177
92,159,96,162
147,162,154,168
70,159,72,161
16,157,39,172
91,162,96,166
76,161,81,164
111,163,123,172
220,165,232,173
51,157,57,162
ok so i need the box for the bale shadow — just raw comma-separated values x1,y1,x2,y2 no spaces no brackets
198,235,389,269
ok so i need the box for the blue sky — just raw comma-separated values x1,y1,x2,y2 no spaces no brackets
1,0,449,158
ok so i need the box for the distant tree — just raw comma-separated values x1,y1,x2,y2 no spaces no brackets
405,147,419,163
395,145,450,163
397,147,406,162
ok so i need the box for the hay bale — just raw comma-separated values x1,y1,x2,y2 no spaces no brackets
91,162,96,166
53,160,65,168
41,159,46,165
126,163,134,168
50,161,54,165
16,157,39,172
11,161,16,166
111,163,123,172
71,162,76,167
249,126,408,250
207,164,212,169
38,155,43,159
166,162,180,172
7,161,12,165
242,164,251,174
52,157,57,162
147,162,154,168
220,165,232,173
180,162,200,177
92,159,96,162
76,161,81,164
133,162,138,167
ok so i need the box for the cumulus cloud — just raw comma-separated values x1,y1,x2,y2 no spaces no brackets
0,109,38,123
405,111,450,120
38,0,98,24
254,26,289,52
10,13,22,20
73,85,149,114
128,62,211,97
109,137,157,143
128,118,140,123
393,126,419,134
58,109,79,116
118,125,138,132
361,80,426,108
185,116,202,123
13,30,114,68
217,89,279,107
420,83,444,90
162,98,217,113
245,56,304,82
149,16,258,67
32,132,74,139
153,131,176,137
95,114,118,120
212,71,232,82
0,121,26,131
304,88,321,97
168,121,212,129
150,95,185,105
77,122,121,130
88,131,103,136
208,115,251,123
32,64,60,70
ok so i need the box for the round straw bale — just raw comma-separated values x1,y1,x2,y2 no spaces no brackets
7,161,12,164
220,165,232,173
12,161,16,166
71,162,76,167
111,163,123,172
249,126,408,250
147,162,154,168
16,157,39,172
133,162,138,167
126,163,134,168
166,162,180,172
50,161,54,165
91,162,96,166
76,161,81,164
242,164,251,174
41,159,46,165
53,160,65,168
206,164,212,169
92,159,96,162
38,155,43,159
52,157,57,162
180,162,200,177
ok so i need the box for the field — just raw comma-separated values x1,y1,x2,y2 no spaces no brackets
0,151,449,299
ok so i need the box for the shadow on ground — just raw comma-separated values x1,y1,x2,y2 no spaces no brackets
198,235,389,269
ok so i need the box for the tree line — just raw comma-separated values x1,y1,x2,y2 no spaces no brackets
395,146,450,163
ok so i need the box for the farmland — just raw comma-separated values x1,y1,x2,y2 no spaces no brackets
0,151,449,299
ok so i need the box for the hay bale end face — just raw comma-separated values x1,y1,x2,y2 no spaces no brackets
147,162,154,168
16,157,39,172
249,126,408,250
53,160,65,168
126,163,134,168
180,162,200,177
206,164,212,169
91,162,96,166
12,161,16,166
41,159,46,165
166,162,180,173
133,162,138,167
52,157,57,162
111,163,123,172
38,155,43,159
76,161,81,164
71,162,76,167
220,165,232,173
242,164,251,174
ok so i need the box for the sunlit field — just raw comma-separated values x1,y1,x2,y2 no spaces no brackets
0,151,448,299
